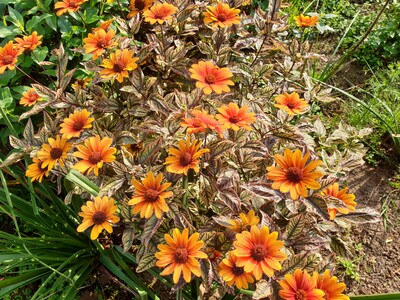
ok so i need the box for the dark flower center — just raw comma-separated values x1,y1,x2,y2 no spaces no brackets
2,55,14,65
232,265,244,276
144,189,160,202
295,290,307,300
88,151,102,164
69,0,78,8
217,13,228,22
135,0,146,11
77,79,86,87
179,152,193,166
228,115,241,124
37,161,48,172
286,102,295,109
72,120,84,131
113,61,126,73
50,147,63,159
28,94,39,103
92,211,107,225
174,247,189,263
192,119,203,127
286,167,304,183
251,244,266,261
130,144,141,151
204,74,216,84
96,40,108,48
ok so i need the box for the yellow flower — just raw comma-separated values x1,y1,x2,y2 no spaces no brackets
228,210,260,232
315,270,349,300
274,92,309,115
0,41,23,74
25,157,50,183
100,49,138,83
155,228,208,283
60,109,94,139
15,31,43,52
321,183,356,220
294,14,319,27
128,0,154,18
54,0,87,16
83,29,117,60
128,172,173,219
143,3,177,25
77,196,120,240
218,251,254,289
37,135,72,171
20,88,42,107
267,149,323,200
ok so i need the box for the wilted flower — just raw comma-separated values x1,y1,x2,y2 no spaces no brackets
218,251,254,289
60,109,94,139
83,29,117,60
100,49,138,83
189,61,234,95
274,92,309,115
321,183,356,220
37,135,72,171
294,14,319,27
233,225,287,280
216,102,256,131
15,32,43,52
279,269,325,300
155,228,207,283
20,88,42,107
267,149,323,200
0,41,23,74
143,3,177,25
203,2,241,28
77,196,120,240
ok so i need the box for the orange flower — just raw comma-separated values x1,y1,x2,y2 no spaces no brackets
164,138,209,175
155,228,208,283
216,102,256,131
218,251,254,289
60,109,94,139
267,149,323,200
228,210,260,233
233,225,287,280
83,29,117,60
37,135,72,171
71,78,91,91
20,88,42,107
279,269,325,300
274,92,309,115
181,110,224,137
100,49,138,83
294,14,319,27
54,0,87,16
15,32,43,52
189,61,234,95
128,172,173,219
321,183,356,220
25,157,50,183
0,41,23,74
203,2,241,28
315,270,349,300
77,196,120,240
73,136,116,176
143,3,177,24
128,0,154,18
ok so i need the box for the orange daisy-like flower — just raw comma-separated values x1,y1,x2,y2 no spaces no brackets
203,2,241,28
128,172,173,219
71,77,91,91
100,49,138,83
19,88,42,107
216,102,256,131
54,0,87,16
294,14,319,27
189,61,234,95
274,92,309,115
83,29,117,60
15,32,43,52
155,228,208,283
279,269,325,300
228,210,260,233
321,183,356,220
128,0,154,18
60,109,95,139
315,270,349,300
25,157,50,183
233,225,287,280
37,135,72,171
181,109,224,137
267,149,323,200
143,3,177,25
73,136,116,176
0,41,24,74
164,138,209,175
219,251,254,289
77,196,120,240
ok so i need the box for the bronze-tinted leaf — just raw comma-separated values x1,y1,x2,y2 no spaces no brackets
0,151,26,168
280,252,308,274
303,253,322,272
253,280,273,300
138,137,162,165
285,215,305,240
206,140,235,160
329,235,351,258
9,136,26,149
122,226,136,252
139,216,163,246
136,252,156,273
335,207,380,224
217,189,240,214
304,195,330,221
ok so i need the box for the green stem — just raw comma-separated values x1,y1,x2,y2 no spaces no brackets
182,174,189,208
176,288,182,300
239,289,254,296
350,293,400,300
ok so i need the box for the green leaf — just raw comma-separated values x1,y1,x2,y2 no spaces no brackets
136,253,156,273
32,46,48,63
8,6,24,31
65,169,100,196
0,87,13,108
0,69,17,87
122,226,135,253
45,14,58,31
0,27,16,38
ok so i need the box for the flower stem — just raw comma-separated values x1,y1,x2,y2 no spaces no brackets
182,174,189,207
176,288,183,300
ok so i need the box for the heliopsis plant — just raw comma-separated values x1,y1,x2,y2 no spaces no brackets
267,149,323,200
128,171,173,219
25,157,50,183
77,196,120,240
15,31,43,52
321,183,357,220
216,102,256,131
203,2,241,28
228,210,260,233
0,41,23,74
164,138,209,175
19,88,42,107
143,3,177,25
279,269,325,300
218,251,254,289
83,29,117,60
128,0,154,18
60,109,94,139
100,49,138,83
274,92,309,115
294,14,319,27
189,61,234,95
54,0,87,16
315,270,350,300
73,136,116,175
37,135,72,171
155,228,208,283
